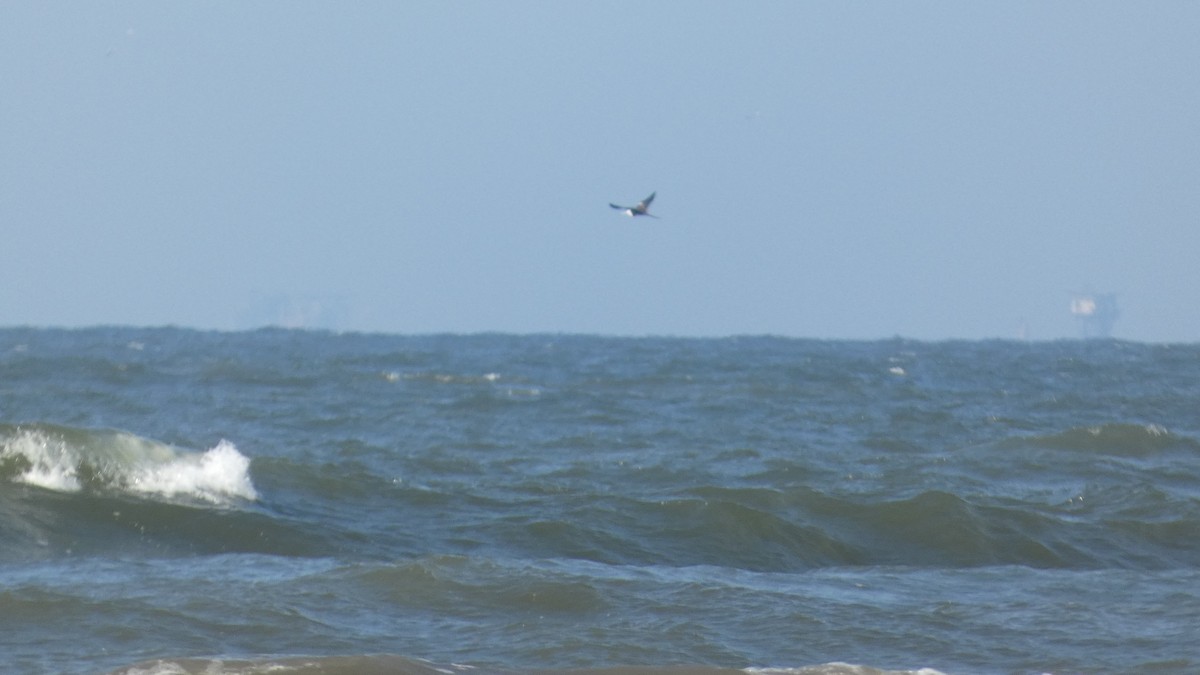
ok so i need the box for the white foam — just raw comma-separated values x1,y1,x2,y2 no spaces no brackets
127,439,259,504
1,429,82,492
747,666,947,675
116,662,190,675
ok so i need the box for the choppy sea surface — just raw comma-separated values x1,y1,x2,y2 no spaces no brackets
2,328,1198,675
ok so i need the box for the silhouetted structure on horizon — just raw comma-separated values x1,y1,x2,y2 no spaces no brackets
1070,291,1118,339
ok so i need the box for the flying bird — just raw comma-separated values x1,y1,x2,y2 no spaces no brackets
609,192,658,218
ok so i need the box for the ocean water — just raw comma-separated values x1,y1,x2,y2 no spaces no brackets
1,328,1198,675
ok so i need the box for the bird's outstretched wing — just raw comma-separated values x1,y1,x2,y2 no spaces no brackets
609,191,658,217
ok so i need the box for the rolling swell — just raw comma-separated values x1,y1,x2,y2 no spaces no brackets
6,409,1199,572
491,483,1200,572
7,421,1196,570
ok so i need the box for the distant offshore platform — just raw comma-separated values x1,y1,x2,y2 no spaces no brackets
1070,291,1119,339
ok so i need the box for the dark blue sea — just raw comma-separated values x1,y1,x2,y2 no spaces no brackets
2,328,1198,674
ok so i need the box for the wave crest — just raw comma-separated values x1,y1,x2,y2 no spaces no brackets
1010,423,1198,456
0,424,257,505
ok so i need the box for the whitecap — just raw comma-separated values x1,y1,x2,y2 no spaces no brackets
126,439,259,503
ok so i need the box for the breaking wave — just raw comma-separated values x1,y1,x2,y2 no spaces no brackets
0,424,257,505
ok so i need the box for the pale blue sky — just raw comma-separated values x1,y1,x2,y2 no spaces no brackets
3,2,1197,340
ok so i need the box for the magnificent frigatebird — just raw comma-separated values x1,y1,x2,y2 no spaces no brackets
609,192,658,218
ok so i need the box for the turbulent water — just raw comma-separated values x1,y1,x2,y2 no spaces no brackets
1,328,1198,674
